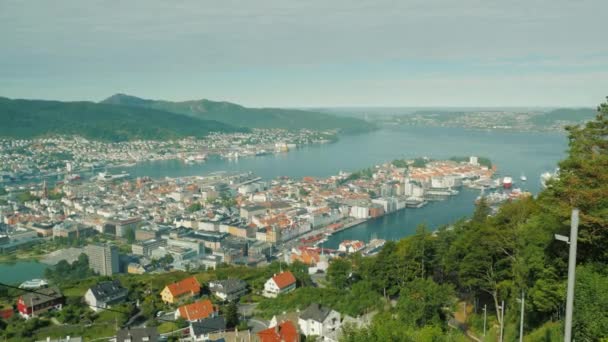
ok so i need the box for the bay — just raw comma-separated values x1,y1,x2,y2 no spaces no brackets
112,125,567,248
0,260,47,285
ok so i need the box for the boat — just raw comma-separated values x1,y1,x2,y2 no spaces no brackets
502,176,513,189
19,279,49,289
520,173,527,182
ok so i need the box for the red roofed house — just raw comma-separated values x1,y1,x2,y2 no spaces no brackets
175,299,218,322
160,276,201,304
263,271,297,298
256,320,298,342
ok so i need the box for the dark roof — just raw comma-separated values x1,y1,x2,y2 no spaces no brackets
190,317,227,336
89,280,128,302
209,279,247,294
21,287,63,307
299,303,331,322
116,327,159,342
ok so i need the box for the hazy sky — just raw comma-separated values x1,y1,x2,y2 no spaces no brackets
1,0,607,107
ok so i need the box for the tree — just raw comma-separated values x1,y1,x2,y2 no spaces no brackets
327,258,352,289
573,266,608,341
396,278,453,328
225,302,239,328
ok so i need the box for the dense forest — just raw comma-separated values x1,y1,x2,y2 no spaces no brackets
101,93,375,134
0,97,243,141
332,98,608,341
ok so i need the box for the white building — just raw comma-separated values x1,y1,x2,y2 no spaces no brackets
298,303,342,342
263,271,297,298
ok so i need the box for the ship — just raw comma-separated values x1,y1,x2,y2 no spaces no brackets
502,176,513,189
19,279,49,290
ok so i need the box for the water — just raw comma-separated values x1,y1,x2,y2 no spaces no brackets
110,125,566,248
0,260,47,285
3,125,567,276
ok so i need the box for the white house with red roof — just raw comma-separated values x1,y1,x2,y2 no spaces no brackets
263,271,297,298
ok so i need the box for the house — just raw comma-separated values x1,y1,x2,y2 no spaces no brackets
298,303,341,341
256,321,298,342
175,299,218,322
263,271,297,298
160,276,201,304
17,287,64,319
189,317,227,341
84,280,128,312
208,279,248,301
34,337,82,342
116,327,159,342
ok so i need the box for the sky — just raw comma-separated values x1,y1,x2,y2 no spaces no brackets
1,0,607,107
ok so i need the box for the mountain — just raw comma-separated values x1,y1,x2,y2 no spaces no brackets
101,94,375,133
530,107,597,125
0,97,244,141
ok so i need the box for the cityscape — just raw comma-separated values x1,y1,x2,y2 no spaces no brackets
1,1,606,342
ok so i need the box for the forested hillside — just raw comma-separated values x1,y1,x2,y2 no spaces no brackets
334,99,608,341
101,94,375,133
0,97,243,141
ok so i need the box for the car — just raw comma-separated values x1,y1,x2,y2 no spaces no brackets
156,311,165,317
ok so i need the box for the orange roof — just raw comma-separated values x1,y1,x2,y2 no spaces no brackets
271,271,297,289
178,299,216,321
257,321,298,342
166,276,201,297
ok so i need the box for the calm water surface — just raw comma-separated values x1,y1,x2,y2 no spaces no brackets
2,126,567,278
115,125,566,248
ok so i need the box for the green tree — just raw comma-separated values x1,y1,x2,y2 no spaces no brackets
396,278,453,328
327,258,352,289
225,302,239,328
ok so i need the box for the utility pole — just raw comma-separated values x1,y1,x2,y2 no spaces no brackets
499,300,505,342
564,209,579,342
519,291,525,342
483,304,487,337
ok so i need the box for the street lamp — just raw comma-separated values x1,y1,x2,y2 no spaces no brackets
555,209,579,342
517,291,525,342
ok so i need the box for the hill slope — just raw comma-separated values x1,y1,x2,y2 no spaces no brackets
101,94,374,133
530,107,597,125
0,97,244,141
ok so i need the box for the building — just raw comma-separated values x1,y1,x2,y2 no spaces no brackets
175,299,218,321
298,303,342,341
116,327,159,342
189,317,227,342
86,243,119,276
17,287,64,319
35,337,82,342
52,221,95,239
160,276,201,304
103,217,142,238
84,280,128,312
263,271,297,298
131,238,166,256
257,321,298,342
208,279,248,302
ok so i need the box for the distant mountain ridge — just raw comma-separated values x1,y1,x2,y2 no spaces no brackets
101,93,374,133
0,97,244,141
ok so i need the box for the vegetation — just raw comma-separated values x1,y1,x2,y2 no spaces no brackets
43,253,94,285
102,93,375,134
0,97,244,141
530,107,597,125
339,100,608,340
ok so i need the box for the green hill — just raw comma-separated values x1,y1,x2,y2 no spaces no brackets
530,107,597,125
101,93,375,133
0,97,244,141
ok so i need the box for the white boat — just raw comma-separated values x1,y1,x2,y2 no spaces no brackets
520,173,527,182
19,279,49,289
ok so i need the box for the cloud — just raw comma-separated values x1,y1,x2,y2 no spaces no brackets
0,0,606,105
